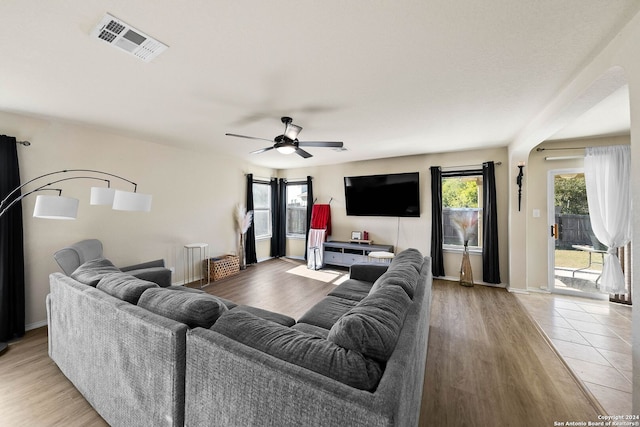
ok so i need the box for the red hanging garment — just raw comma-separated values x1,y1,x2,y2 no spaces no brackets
310,204,331,236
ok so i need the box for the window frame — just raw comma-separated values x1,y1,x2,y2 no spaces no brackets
252,180,272,240
285,181,308,239
441,170,484,253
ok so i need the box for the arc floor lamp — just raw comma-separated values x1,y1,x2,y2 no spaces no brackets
0,169,153,219
0,169,152,355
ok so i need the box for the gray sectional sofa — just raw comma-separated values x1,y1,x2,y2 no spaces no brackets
46,248,432,427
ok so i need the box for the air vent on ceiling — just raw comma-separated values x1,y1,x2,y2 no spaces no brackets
91,13,168,62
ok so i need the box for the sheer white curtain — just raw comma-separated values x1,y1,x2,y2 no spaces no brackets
584,145,631,294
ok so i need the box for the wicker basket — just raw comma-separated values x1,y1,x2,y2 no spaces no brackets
204,255,240,281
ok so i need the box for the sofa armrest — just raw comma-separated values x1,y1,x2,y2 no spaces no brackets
119,259,171,287
349,263,389,283
121,259,166,271
125,267,172,287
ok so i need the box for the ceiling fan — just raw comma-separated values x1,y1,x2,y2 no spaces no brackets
225,117,344,158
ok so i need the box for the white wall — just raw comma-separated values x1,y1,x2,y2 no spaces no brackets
0,110,274,328
279,146,510,284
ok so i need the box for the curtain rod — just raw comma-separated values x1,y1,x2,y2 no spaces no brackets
536,147,584,152
0,138,30,146
243,173,313,181
441,161,502,170
313,197,333,204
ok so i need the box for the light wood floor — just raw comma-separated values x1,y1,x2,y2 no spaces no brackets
0,258,601,426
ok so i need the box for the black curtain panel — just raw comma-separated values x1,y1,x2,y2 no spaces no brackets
304,176,313,260
269,178,279,257
276,178,287,257
245,174,257,265
482,162,501,284
0,135,25,344
269,178,287,258
430,166,445,277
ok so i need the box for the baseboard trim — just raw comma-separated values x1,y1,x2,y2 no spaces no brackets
507,288,530,295
441,275,507,289
26,319,48,331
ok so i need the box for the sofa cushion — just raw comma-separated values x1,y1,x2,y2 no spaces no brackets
348,263,389,283
70,258,121,287
125,267,172,287
233,305,295,327
97,272,159,304
328,279,373,301
211,310,382,391
328,285,411,362
291,322,330,339
390,248,424,272
166,285,205,293
386,268,419,298
138,288,228,329
297,296,358,330
216,297,238,310
370,266,419,298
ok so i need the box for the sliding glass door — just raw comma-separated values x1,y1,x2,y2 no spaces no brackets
547,168,606,299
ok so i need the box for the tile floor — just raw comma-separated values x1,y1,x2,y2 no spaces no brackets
515,291,633,416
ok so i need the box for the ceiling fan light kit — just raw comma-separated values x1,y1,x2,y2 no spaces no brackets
275,142,297,155
282,118,303,140
226,116,344,158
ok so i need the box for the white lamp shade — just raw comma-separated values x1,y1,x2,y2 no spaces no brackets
33,195,79,220
112,190,152,212
90,187,116,205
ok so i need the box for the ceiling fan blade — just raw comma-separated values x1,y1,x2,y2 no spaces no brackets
250,146,275,155
297,141,344,148
295,148,313,158
225,133,274,143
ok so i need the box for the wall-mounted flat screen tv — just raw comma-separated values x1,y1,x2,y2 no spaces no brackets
344,172,420,217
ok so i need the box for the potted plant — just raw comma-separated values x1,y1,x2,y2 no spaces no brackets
234,204,253,270
451,209,478,287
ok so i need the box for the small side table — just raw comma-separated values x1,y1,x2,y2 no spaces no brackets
368,251,395,263
184,243,209,288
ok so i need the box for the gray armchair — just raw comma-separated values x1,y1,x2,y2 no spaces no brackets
53,239,172,287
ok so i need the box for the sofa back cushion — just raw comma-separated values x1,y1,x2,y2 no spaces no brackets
211,309,382,391
369,249,424,298
390,248,424,272
70,258,121,287
138,288,228,329
328,285,411,362
96,272,159,304
370,267,419,298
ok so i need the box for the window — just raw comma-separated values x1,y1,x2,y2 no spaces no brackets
286,183,308,237
252,182,271,239
442,174,483,249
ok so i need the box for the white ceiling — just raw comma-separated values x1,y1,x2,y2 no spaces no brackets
548,85,630,142
0,1,637,169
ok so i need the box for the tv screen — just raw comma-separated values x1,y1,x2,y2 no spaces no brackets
344,172,420,217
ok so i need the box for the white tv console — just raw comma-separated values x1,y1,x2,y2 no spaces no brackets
323,241,394,267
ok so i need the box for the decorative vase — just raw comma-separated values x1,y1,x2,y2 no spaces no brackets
459,244,474,287
238,233,246,270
